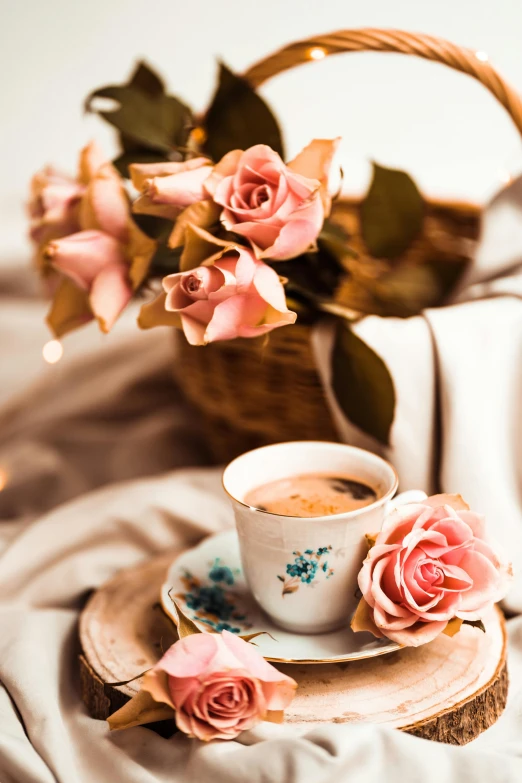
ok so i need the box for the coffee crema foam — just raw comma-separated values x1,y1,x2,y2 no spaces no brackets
243,472,379,517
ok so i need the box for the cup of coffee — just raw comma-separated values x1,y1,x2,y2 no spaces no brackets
223,441,401,635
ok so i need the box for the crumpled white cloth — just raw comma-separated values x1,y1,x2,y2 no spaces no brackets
2,210,522,780
0,471,521,783
312,179,522,615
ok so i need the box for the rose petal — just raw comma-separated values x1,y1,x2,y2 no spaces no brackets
287,137,341,214
47,230,126,289
371,554,412,618
78,141,107,184
204,149,243,197
258,203,324,260
382,619,448,647
456,549,502,612
156,634,228,679
80,166,129,242
224,216,280,253
89,262,132,333
455,510,487,539
130,157,210,191
148,165,212,207
372,603,419,631
252,261,289,311
132,193,181,221
422,494,470,512
204,293,268,342
220,631,297,711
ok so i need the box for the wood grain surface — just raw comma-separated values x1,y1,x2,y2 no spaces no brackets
80,551,508,745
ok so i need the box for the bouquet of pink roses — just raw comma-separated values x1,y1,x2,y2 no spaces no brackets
27,60,472,444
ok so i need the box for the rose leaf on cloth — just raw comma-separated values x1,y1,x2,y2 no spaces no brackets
331,319,396,445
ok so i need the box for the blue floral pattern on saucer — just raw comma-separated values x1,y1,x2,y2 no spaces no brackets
162,530,401,663
278,546,334,596
173,557,252,634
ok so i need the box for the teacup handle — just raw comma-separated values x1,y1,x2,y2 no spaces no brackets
385,489,428,516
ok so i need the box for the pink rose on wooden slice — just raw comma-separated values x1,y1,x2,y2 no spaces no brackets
138,245,296,344
351,494,511,647
43,142,155,337
140,631,297,740
205,139,340,260
130,157,213,219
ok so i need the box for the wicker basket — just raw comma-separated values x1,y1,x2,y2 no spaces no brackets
174,28,522,464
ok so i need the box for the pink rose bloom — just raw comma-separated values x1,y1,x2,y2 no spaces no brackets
130,157,213,219
352,494,511,647
142,631,297,741
205,144,328,260
44,142,155,336
28,167,84,246
161,246,296,345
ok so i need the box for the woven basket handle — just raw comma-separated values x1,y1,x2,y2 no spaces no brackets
243,28,522,138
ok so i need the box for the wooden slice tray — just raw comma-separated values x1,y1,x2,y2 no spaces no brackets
79,551,508,745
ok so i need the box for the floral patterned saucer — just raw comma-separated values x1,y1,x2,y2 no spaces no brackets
161,530,400,664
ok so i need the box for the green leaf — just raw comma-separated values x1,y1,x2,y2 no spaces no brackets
361,163,424,259
203,62,284,161
167,593,202,638
147,243,182,277
112,148,168,178
371,263,444,318
331,321,396,445
112,121,172,177
128,61,165,97
132,214,174,242
274,246,344,302
318,220,358,261
462,618,486,633
85,63,193,153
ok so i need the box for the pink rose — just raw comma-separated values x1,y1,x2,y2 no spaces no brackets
130,157,213,219
43,142,156,336
352,494,511,647
142,631,297,741
204,139,339,260
28,167,84,246
158,246,296,345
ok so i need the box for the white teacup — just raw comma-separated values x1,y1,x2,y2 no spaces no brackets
223,441,417,635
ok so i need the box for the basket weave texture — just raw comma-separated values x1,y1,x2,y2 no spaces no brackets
175,28,520,463
175,199,481,463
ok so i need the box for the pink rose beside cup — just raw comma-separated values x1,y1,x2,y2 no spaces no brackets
223,441,511,642
352,493,511,646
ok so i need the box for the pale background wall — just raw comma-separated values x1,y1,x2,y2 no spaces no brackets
2,0,522,264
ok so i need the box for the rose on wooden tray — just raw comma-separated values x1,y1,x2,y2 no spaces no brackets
352,493,512,647
107,602,296,741
106,492,510,744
